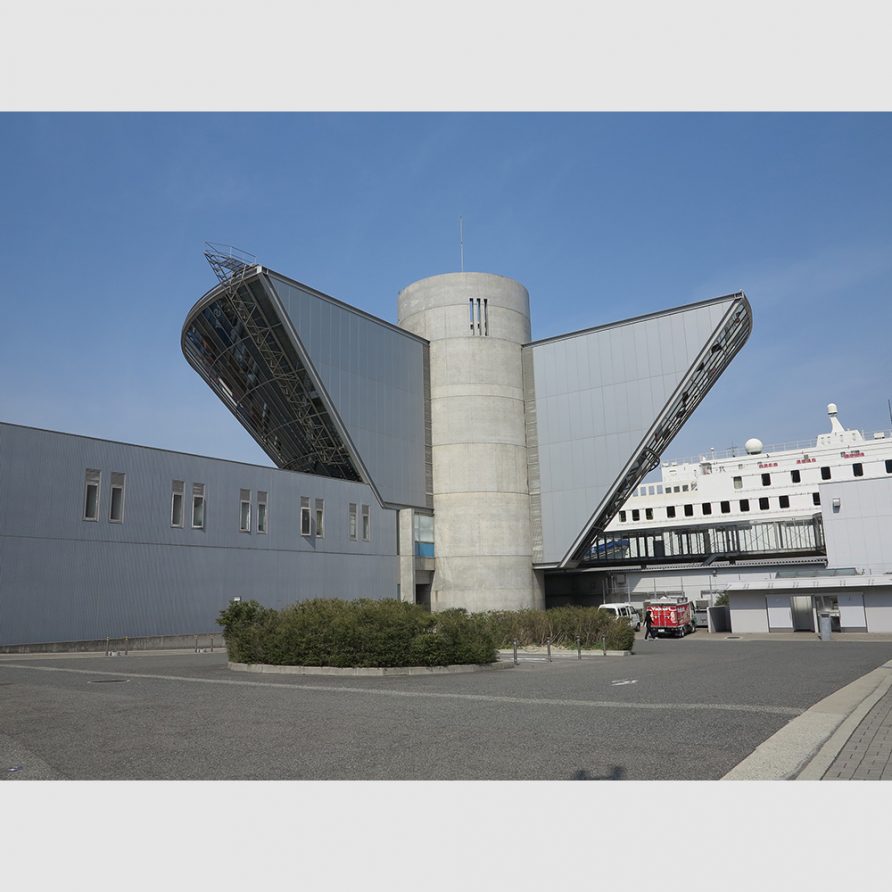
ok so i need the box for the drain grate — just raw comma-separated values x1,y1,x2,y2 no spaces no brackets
88,678,129,684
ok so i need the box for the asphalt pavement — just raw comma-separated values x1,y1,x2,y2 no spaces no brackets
4,634,892,780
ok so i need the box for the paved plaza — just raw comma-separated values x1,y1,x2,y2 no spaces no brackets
4,635,892,780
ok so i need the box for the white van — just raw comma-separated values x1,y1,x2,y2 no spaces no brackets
599,602,641,631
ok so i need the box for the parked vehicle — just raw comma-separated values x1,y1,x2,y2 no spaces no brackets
599,602,642,631
645,597,695,637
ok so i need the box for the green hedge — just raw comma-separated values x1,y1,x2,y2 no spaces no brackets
476,606,635,651
217,599,498,667
218,600,635,667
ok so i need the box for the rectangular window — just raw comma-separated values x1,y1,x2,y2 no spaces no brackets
315,498,325,538
779,495,790,508
821,466,831,480
83,469,101,521
109,472,125,523
171,480,184,528
791,469,801,483
740,499,750,512
682,484,689,492
702,503,712,516
349,502,357,540
239,488,251,532
853,463,863,477
813,492,821,506
619,510,627,523
761,473,771,486
361,504,370,541
645,508,653,520
666,506,676,519
192,483,206,529
886,459,892,474
257,491,268,534
733,476,742,490
683,504,694,517
362,505,372,542
632,509,640,522
720,500,731,513
759,497,770,511
300,496,311,536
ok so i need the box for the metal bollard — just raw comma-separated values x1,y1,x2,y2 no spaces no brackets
546,636,552,662
124,636,128,656
210,636,214,653
194,635,199,653
576,635,581,660
105,636,109,657
601,635,607,656
513,639,518,665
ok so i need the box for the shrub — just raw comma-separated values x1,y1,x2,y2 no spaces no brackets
476,606,633,651
217,598,497,667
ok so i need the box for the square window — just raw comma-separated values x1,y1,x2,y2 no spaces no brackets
761,473,771,486
853,463,863,477
684,504,693,517
666,506,676,519
702,503,712,515
779,495,790,508
821,466,831,480
759,497,770,510
740,499,750,512
791,469,801,483
720,501,730,513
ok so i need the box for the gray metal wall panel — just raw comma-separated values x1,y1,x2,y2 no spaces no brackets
0,424,399,646
525,297,741,564
267,274,428,508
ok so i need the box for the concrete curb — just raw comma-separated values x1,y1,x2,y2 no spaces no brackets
497,648,632,658
722,659,892,780
228,660,513,677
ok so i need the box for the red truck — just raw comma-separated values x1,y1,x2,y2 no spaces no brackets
646,598,695,637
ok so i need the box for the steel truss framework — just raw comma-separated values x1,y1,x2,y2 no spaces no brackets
182,245,361,479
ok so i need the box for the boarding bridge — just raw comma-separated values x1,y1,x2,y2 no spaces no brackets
582,514,825,567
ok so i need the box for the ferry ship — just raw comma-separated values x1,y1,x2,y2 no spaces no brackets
594,404,892,565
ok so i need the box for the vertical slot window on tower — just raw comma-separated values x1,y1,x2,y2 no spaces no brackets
315,498,325,538
300,496,311,536
171,480,184,527
349,502,357,540
192,483,206,529
482,298,488,336
469,297,475,333
239,489,251,532
361,504,370,541
257,491,268,534
109,472,125,523
83,469,101,521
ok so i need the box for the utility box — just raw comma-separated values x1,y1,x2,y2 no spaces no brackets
819,612,833,641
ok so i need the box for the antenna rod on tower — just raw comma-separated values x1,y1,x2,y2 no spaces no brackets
888,398,891,427
459,216,464,272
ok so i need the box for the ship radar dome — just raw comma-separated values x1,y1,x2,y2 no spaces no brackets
745,438,763,454
828,403,838,415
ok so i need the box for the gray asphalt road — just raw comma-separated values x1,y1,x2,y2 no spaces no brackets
4,639,892,780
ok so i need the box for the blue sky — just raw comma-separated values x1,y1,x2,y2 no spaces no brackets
1,112,891,467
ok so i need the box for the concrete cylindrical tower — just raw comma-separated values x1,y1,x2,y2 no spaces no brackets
398,272,544,612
